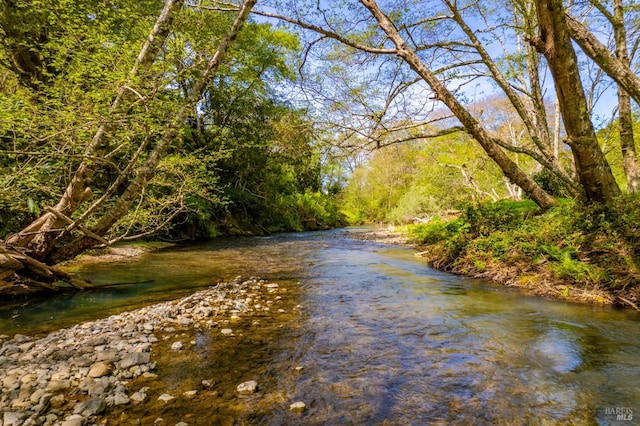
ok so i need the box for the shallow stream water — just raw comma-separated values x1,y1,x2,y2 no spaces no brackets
1,229,639,424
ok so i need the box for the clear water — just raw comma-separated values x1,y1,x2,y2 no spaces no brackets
1,229,639,424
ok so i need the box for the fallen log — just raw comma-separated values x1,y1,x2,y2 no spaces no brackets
0,245,93,291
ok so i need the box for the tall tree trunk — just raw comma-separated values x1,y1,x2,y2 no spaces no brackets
612,0,640,192
5,0,186,259
47,0,258,264
446,0,578,197
531,0,620,203
359,0,557,210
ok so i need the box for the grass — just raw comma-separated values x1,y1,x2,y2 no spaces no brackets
406,197,640,309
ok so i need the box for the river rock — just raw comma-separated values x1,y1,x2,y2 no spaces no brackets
29,388,47,404
87,381,107,396
88,361,113,378
221,328,234,336
120,352,150,369
73,397,106,416
46,379,70,392
184,390,197,398
158,394,175,403
60,414,86,426
130,391,147,403
113,392,130,406
12,334,30,343
236,380,258,395
171,341,183,351
72,356,93,368
289,401,307,413
49,394,66,407
3,412,27,426
96,349,119,362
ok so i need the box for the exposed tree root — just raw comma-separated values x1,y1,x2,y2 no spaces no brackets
0,245,93,296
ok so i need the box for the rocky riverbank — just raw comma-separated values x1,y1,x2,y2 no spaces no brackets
0,277,300,425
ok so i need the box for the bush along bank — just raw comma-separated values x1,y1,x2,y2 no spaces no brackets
406,196,640,309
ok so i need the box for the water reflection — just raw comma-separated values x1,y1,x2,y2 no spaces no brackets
1,229,639,424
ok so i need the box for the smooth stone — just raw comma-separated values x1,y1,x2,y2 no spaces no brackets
184,390,197,398
49,394,66,407
46,379,70,392
18,341,35,351
88,361,113,378
236,380,258,395
178,317,193,326
73,397,106,416
60,414,86,426
13,334,31,343
87,382,107,396
96,350,119,362
3,412,28,426
289,401,307,413
113,392,130,405
120,352,150,369
72,357,93,368
221,329,233,336
29,388,47,404
130,391,147,403
158,394,175,403
171,341,183,351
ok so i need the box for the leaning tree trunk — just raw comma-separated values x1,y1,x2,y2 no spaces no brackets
359,0,558,210
531,0,620,203
1,0,256,290
5,0,185,261
612,0,640,193
47,0,258,265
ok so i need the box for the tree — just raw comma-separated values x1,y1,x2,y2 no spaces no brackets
530,0,621,202
1,0,257,288
575,0,640,193
258,0,558,209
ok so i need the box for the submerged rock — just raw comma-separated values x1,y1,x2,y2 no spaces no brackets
236,380,258,395
158,394,175,403
289,401,307,413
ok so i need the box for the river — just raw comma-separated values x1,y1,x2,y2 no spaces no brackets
1,229,639,424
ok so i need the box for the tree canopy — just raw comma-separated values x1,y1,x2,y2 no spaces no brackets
2,0,640,291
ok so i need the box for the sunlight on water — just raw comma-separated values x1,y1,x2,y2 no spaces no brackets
1,229,639,424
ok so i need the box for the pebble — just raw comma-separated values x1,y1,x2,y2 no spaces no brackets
88,361,113,378
158,394,175,403
236,380,258,395
0,277,284,423
289,401,307,413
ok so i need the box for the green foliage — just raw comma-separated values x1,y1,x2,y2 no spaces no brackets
532,169,572,198
408,216,467,245
0,2,343,241
459,199,538,237
338,134,525,225
407,197,639,290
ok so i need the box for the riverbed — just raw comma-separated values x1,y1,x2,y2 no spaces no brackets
1,229,639,424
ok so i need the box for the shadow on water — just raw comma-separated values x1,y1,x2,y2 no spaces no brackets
1,229,639,424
